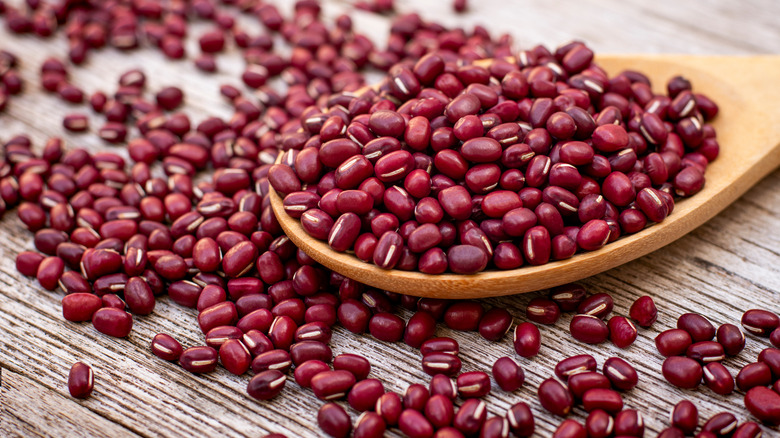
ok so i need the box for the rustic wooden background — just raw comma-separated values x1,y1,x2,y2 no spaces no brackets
1,0,780,436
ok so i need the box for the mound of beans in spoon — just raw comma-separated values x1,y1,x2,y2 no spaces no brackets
7,0,780,437
269,43,719,274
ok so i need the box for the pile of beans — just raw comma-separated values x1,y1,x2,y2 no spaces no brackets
1,0,778,437
268,41,719,275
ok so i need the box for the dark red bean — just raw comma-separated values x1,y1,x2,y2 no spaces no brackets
219,339,252,375
456,371,491,398
505,402,534,437
424,394,454,429
678,313,716,342
421,337,459,356
443,301,483,331
338,299,371,334
701,412,738,437
348,379,385,412
717,324,746,356
453,399,487,436
513,322,541,358
555,355,598,381
656,329,693,356
492,357,524,392
92,307,133,337
607,316,637,348
376,392,403,426
577,293,613,319
333,353,371,381
526,297,560,325
318,403,352,438
628,295,658,327
68,362,94,399
582,388,623,414
61,293,102,322
354,411,386,438
732,422,763,438
662,356,703,389
151,333,183,361
404,311,437,348
311,370,356,401
399,409,434,438
538,378,573,416
686,341,725,363
614,410,644,437
422,353,462,377
671,400,698,435
741,309,780,337
758,347,780,378
584,409,613,438
568,372,611,399
744,386,780,426
179,346,218,373
404,383,430,411
369,312,405,342
570,315,609,344
294,360,330,388
124,276,155,315
736,362,772,392
429,374,457,400
602,357,638,390
703,362,734,395
247,370,286,400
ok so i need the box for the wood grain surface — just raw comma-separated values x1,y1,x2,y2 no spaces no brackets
2,0,780,437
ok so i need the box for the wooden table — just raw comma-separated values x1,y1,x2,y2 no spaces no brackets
2,0,779,436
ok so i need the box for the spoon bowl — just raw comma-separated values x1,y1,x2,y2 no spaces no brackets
270,54,780,299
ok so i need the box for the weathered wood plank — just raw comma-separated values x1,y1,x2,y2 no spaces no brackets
1,0,779,436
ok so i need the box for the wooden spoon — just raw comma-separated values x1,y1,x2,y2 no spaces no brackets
270,54,780,299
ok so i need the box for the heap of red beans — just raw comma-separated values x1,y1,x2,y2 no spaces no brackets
2,0,779,437
268,43,720,275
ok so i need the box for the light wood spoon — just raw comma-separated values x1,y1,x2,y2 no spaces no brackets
270,54,780,299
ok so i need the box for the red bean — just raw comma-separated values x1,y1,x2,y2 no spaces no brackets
741,309,780,337
403,383,430,411
671,400,698,435
492,357,524,392
354,411,386,438
333,353,371,381
453,399,487,436
444,301,484,331
568,372,610,399
376,392,403,426
677,313,716,342
715,324,743,356
614,409,644,437
526,297,560,325
744,386,780,426
602,357,638,390
555,354,598,381
150,333,183,361
570,315,609,344
348,379,384,412
61,293,102,322
422,352,462,377
628,295,658,327
247,370,286,400
656,328,693,356
318,403,352,438
179,346,218,373
703,362,734,395
68,362,94,399
456,371,491,398
662,356,702,389
582,388,623,414
735,362,772,392
607,316,637,348
538,378,573,416
92,307,133,337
